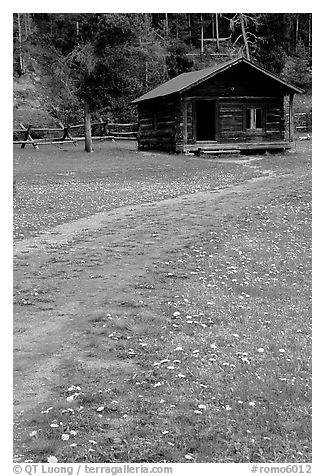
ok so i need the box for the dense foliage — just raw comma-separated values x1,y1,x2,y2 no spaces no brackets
13,13,312,123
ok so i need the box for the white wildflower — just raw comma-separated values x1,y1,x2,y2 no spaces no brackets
68,385,81,392
241,356,250,364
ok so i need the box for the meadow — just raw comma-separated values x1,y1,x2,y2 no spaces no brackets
13,140,312,463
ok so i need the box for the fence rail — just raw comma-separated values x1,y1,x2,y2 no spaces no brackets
13,119,138,148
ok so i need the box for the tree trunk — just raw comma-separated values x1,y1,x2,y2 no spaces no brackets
239,13,250,60
200,14,204,54
17,13,24,75
165,13,168,46
308,14,311,56
27,13,31,36
24,14,29,39
215,13,220,52
84,102,93,152
295,14,299,52
188,14,192,48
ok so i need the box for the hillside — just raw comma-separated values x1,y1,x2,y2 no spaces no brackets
13,42,80,129
14,73,56,128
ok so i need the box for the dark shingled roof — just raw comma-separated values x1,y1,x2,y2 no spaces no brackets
132,57,303,104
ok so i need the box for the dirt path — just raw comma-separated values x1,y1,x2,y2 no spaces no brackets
13,169,305,457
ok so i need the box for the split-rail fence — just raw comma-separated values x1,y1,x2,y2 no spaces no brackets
13,112,310,149
13,119,138,149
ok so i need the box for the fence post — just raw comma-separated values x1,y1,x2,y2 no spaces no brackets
58,121,77,145
99,117,108,137
20,123,39,149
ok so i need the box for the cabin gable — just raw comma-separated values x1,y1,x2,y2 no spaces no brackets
185,63,292,98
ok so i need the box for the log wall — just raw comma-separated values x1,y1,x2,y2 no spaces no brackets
218,97,285,143
137,98,177,151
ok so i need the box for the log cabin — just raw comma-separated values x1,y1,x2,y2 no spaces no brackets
132,57,303,154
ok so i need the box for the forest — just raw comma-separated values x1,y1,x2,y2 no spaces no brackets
13,13,312,130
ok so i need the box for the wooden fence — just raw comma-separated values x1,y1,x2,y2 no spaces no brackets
285,111,312,133
13,119,138,148
13,111,311,149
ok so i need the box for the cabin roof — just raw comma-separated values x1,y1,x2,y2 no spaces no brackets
132,57,303,104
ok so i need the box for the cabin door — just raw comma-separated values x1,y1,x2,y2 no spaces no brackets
195,100,216,141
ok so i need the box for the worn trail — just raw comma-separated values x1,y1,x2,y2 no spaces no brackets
13,170,299,455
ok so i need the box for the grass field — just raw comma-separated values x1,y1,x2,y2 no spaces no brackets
13,141,266,241
13,139,312,464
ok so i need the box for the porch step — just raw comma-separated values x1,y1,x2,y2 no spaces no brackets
184,141,291,154
200,149,241,155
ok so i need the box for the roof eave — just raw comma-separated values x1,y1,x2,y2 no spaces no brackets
132,91,179,105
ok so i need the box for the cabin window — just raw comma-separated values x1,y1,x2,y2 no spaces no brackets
246,107,262,129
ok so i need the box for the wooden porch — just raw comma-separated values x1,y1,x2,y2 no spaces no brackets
181,141,292,155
